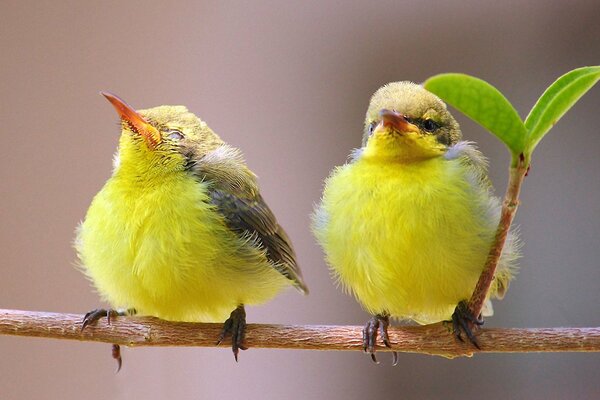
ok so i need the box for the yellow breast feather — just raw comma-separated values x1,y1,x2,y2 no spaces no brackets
77,172,288,323
315,153,502,323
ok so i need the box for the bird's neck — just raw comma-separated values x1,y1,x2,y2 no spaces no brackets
362,135,445,163
112,144,187,186
361,146,443,164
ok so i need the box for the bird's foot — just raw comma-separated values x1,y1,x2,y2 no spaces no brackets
81,307,137,330
362,314,398,366
450,301,483,349
81,308,136,372
216,305,248,361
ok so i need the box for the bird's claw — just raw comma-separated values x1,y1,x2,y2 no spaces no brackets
450,301,483,350
362,314,398,365
81,308,136,331
81,308,136,372
216,305,248,361
362,316,379,358
82,308,115,331
112,344,122,373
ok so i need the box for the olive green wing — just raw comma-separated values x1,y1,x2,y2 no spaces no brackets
191,145,308,294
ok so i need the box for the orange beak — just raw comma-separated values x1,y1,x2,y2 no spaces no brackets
101,92,161,149
379,109,420,134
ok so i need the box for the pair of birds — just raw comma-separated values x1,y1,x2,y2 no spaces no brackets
77,82,518,367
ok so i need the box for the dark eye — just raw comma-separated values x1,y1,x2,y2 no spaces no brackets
368,121,377,135
167,130,184,140
422,119,439,132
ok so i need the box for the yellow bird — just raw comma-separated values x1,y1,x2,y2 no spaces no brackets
312,82,519,363
76,93,307,365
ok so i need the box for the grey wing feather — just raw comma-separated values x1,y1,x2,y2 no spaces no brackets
445,141,491,189
191,145,308,294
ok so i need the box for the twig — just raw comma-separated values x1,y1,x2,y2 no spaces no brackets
1,309,599,358
468,154,529,318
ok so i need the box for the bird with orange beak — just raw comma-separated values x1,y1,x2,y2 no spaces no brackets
76,93,307,368
312,82,519,363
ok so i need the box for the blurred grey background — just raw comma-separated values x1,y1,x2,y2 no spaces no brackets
1,1,599,399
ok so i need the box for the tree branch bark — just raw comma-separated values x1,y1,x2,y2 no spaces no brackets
1,309,599,358
468,154,529,319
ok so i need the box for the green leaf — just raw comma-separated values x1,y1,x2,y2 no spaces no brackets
525,66,600,153
424,73,527,156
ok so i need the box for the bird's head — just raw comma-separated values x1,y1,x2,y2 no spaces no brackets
102,92,222,176
361,82,461,162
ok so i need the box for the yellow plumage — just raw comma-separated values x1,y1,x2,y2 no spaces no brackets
77,170,288,322
312,82,518,357
76,94,306,359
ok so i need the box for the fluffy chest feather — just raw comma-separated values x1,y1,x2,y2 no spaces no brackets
76,173,234,318
77,170,289,322
85,174,222,272
315,156,494,322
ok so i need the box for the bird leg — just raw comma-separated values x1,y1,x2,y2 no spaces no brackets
81,308,137,372
362,313,398,365
450,301,483,350
216,305,248,361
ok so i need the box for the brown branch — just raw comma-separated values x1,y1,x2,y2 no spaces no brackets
1,309,599,358
468,154,529,318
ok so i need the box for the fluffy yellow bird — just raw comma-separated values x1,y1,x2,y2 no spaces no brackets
76,93,307,365
312,82,519,363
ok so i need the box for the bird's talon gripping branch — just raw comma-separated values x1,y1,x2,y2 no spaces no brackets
450,301,482,350
377,315,399,366
362,314,396,365
81,308,136,330
81,308,136,372
362,317,377,354
216,305,247,361
82,309,115,331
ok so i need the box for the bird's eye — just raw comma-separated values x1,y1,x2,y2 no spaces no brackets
422,119,439,132
368,121,377,135
167,130,184,140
